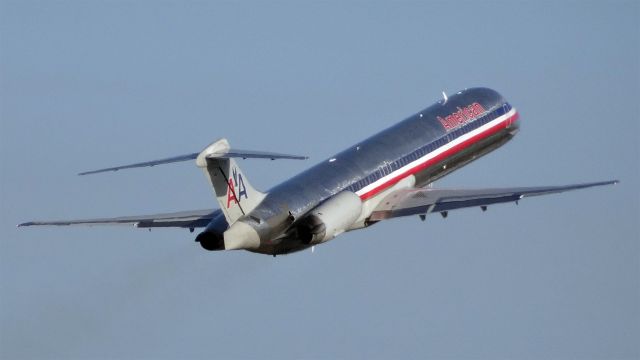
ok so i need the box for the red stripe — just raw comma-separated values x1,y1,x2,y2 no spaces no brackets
359,111,520,200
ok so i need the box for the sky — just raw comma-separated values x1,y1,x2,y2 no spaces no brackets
1,1,638,359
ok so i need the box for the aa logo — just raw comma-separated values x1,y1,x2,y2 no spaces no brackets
226,167,248,208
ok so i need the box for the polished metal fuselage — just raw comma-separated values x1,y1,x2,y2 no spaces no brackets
207,87,520,255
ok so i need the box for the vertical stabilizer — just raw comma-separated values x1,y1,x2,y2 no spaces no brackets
196,139,266,224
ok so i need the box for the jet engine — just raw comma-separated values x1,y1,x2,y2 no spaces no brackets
297,191,362,245
195,212,228,251
195,231,225,251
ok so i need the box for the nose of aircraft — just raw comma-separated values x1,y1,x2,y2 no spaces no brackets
507,108,520,134
224,220,261,250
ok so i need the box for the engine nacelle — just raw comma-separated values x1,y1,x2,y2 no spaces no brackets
195,212,228,251
195,231,225,251
297,191,362,245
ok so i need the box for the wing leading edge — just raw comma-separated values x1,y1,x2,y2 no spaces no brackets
369,180,619,221
17,209,221,229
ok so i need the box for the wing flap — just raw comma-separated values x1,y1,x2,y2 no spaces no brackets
369,180,619,221
18,209,220,229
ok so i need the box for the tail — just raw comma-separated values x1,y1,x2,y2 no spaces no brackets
76,136,306,225
196,139,266,224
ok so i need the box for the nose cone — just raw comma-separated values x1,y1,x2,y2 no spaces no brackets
508,109,521,134
224,221,260,250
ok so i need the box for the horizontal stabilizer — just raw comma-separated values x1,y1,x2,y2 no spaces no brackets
78,153,199,175
78,138,307,175
224,149,308,160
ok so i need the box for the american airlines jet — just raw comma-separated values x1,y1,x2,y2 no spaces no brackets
19,88,617,256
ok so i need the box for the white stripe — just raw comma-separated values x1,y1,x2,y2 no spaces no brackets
355,108,518,196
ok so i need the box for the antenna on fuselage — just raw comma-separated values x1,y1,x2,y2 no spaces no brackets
441,91,448,104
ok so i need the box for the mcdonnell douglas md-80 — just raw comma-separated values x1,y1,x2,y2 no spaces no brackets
19,88,617,256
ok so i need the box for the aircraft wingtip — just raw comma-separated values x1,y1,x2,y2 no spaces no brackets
78,169,106,176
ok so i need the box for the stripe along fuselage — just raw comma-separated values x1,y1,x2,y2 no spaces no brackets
208,87,520,255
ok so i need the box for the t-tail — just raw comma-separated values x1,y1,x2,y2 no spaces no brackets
75,137,307,227
196,139,266,224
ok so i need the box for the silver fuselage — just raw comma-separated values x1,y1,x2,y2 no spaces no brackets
205,87,520,255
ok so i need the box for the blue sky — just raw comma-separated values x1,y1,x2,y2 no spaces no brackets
1,1,638,359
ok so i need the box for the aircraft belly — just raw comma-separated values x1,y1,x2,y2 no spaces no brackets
413,125,518,187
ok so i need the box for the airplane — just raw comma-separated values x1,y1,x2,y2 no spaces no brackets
18,87,618,256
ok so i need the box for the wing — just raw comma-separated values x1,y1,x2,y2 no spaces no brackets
368,180,619,221
18,209,221,229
